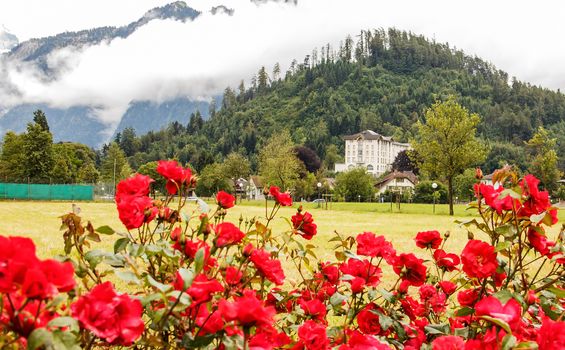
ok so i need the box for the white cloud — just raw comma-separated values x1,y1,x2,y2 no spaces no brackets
1,0,564,128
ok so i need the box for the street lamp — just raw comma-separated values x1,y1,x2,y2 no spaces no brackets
316,182,322,207
432,182,438,214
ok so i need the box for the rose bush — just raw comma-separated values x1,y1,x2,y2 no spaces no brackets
0,163,563,349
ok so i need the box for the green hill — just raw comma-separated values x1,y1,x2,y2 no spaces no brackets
127,28,565,173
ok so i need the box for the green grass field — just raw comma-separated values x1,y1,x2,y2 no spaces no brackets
2,200,563,261
1,200,562,289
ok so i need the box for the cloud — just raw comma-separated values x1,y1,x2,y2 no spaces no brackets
1,0,565,128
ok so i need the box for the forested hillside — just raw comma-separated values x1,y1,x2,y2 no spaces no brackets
120,28,565,174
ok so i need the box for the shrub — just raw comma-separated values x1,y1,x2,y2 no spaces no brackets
0,162,564,349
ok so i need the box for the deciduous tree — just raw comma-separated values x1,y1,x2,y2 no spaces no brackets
526,127,562,193
259,131,300,190
412,97,487,215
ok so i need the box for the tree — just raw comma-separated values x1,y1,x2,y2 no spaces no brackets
100,142,131,186
413,181,448,204
196,163,232,196
526,127,562,193
335,167,375,202
294,146,321,173
0,132,25,182
412,97,487,215
33,109,50,132
392,150,420,175
137,161,165,195
119,127,140,157
453,168,478,202
259,131,301,190
23,122,54,183
223,152,251,189
76,161,100,184
324,144,341,170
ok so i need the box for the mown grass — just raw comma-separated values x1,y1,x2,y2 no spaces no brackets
2,200,562,260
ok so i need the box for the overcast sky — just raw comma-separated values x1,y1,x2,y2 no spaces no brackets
0,0,564,126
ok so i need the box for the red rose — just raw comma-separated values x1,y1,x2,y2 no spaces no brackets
356,232,396,264
339,330,390,350
214,222,245,247
269,186,293,206
195,306,224,335
474,183,517,214
291,210,318,240
218,290,276,329
457,289,479,307
438,281,457,295
174,273,224,305
115,174,153,198
537,313,565,350
433,249,460,272
319,262,340,285
0,236,39,293
392,253,427,287
357,303,382,335
339,258,382,293
295,320,330,350
156,160,192,195
71,282,144,345
475,296,522,330
2,295,55,337
299,298,327,322
527,227,555,256
415,230,442,249
249,327,291,350
400,296,425,321
431,335,465,350
250,249,285,285
518,174,558,225
461,240,498,279
22,259,75,299
224,266,243,285
216,190,235,209
116,195,155,230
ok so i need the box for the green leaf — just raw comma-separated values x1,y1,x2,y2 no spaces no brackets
377,313,393,331
28,328,53,350
424,323,450,335
178,268,194,290
114,237,129,254
479,315,512,334
548,286,565,298
194,247,206,274
494,289,514,304
84,249,105,269
455,307,474,317
47,317,79,332
501,334,517,350
495,241,512,252
51,330,81,350
147,275,172,293
115,270,140,284
95,225,115,235
329,292,347,306
379,288,395,303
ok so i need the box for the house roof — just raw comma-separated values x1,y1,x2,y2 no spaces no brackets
343,130,392,141
375,171,418,187
250,175,263,188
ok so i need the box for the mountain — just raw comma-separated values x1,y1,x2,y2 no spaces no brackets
123,29,565,174
0,26,18,54
0,1,208,147
4,1,199,72
114,97,212,136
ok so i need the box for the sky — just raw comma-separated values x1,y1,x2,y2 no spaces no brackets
0,0,564,126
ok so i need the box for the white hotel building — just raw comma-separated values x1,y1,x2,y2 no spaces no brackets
334,130,410,177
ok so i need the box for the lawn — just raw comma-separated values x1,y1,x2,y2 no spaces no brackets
2,199,563,263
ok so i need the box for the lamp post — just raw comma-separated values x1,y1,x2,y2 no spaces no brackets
317,182,322,208
358,194,361,202
432,182,438,214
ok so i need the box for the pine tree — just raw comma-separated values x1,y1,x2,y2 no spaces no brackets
23,122,54,183
33,109,50,132
100,142,131,186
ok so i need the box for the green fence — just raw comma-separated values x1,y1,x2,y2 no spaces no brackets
0,183,94,200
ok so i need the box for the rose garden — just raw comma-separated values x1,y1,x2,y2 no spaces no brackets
0,160,563,349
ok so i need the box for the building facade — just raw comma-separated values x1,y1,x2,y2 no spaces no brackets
334,130,410,177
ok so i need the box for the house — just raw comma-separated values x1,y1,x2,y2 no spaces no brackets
334,130,410,177
375,171,418,195
247,176,265,200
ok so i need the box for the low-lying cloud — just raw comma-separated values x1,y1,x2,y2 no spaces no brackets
1,0,564,128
